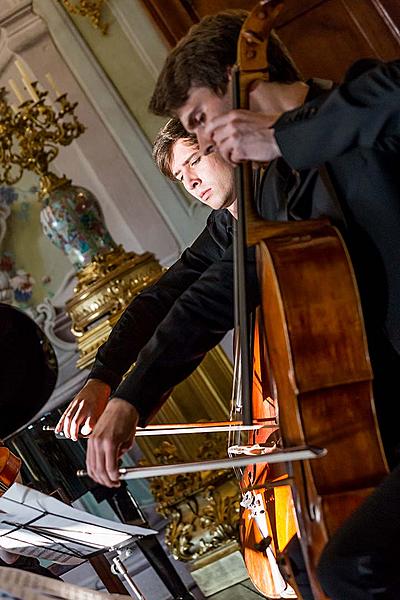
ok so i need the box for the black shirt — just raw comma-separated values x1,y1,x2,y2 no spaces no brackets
90,59,400,456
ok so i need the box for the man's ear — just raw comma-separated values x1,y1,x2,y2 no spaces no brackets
226,65,233,81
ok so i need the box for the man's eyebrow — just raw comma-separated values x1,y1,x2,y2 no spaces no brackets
173,150,199,178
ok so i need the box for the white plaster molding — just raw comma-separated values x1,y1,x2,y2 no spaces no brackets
49,267,76,308
0,0,47,53
33,0,208,249
108,0,168,81
0,0,32,24
1,3,180,262
0,0,44,72
27,297,77,352
0,30,9,70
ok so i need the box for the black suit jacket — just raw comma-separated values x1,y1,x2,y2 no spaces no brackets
90,60,400,456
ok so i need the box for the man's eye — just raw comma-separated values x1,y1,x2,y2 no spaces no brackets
191,156,201,166
195,113,205,127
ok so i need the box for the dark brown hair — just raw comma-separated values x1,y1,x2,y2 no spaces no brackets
149,10,301,117
153,117,197,180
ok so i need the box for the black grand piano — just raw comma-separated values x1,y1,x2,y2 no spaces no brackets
0,303,195,599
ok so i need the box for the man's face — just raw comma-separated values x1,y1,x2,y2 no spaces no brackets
176,86,232,155
170,138,236,215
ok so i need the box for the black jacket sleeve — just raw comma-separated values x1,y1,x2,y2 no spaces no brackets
274,59,400,169
88,218,227,391
112,243,259,426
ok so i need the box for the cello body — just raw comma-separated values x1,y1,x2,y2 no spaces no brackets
256,220,389,598
231,6,389,594
0,446,21,496
238,315,297,598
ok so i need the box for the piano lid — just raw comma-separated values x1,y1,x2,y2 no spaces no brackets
0,303,58,438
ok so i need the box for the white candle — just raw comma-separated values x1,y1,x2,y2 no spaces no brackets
45,72,62,97
8,79,25,104
15,59,30,82
22,77,39,103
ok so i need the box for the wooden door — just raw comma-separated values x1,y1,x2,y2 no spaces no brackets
140,0,400,80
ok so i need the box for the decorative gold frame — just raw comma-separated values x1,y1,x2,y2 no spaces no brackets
61,0,109,34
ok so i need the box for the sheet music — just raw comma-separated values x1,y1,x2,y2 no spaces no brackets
0,484,156,565
0,567,129,600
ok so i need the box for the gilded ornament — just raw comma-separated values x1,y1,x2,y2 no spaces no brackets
61,0,109,34
0,84,85,191
66,247,163,368
141,435,242,563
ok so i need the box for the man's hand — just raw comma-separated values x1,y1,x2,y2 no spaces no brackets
55,379,111,441
86,398,139,488
205,110,282,165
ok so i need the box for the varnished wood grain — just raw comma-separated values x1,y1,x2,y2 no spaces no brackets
140,0,400,79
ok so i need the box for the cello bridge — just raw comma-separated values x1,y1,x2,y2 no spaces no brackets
228,442,277,456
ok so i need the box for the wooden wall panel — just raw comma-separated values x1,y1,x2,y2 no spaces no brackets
189,0,256,17
275,0,400,80
139,0,197,46
141,0,400,82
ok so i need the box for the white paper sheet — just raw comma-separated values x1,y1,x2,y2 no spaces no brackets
0,567,129,600
0,484,156,564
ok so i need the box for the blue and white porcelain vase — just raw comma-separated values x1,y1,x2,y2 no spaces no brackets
39,174,117,270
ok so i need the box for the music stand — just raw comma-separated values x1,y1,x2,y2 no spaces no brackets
0,483,156,599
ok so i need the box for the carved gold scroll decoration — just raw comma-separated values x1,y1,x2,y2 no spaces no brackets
142,435,241,564
66,245,163,368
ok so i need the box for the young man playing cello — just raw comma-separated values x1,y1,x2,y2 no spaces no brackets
58,115,313,598
56,117,242,483
56,16,302,488
59,7,400,596
147,9,400,600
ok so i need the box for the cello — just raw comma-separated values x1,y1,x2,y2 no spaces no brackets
229,313,298,598
73,4,388,596
232,1,389,598
0,446,21,496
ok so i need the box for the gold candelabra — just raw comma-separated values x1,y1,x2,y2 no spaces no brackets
0,63,85,195
61,0,109,34
0,89,21,186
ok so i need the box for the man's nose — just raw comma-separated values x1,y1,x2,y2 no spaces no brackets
189,176,200,191
182,168,201,191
